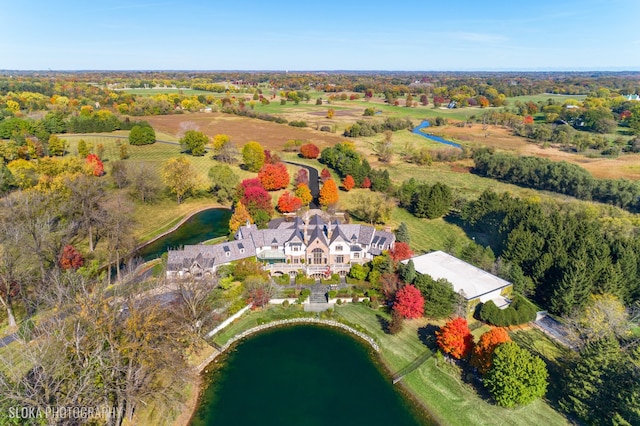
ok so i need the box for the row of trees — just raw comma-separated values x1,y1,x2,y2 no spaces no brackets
473,149,640,212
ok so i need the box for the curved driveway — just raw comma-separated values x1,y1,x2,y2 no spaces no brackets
284,161,320,209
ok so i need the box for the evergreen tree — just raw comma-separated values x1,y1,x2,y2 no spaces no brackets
400,259,416,284
395,222,411,244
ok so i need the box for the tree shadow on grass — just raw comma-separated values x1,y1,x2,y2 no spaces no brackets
417,324,439,350
376,314,391,334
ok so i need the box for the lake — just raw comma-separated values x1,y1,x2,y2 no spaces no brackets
137,208,231,261
191,325,434,426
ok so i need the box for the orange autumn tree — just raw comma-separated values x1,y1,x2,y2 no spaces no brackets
319,178,339,207
86,153,104,176
471,327,511,374
436,317,474,359
342,175,355,191
229,201,253,234
295,183,313,206
258,162,289,191
277,192,302,213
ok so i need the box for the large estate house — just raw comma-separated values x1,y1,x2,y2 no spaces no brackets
167,210,396,280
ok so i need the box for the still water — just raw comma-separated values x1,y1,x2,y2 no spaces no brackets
137,208,231,261
191,326,434,426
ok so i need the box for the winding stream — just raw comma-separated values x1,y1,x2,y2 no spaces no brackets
412,120,462,148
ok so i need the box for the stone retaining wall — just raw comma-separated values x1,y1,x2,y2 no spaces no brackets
218,318,380,353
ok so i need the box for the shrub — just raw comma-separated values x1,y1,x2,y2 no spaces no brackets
289,120,308,128
319,126,331,132
282,300,290,307
128,125,156,145
336,299,343,305
299,143,320,159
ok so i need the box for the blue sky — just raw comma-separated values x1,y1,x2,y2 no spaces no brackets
1,0,639,71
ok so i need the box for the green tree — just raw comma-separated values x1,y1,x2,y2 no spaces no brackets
242,141,265,172
47,135,66,156
484,342,548,407
128,125,156,145
180,130,208,156
77,139,89,158
208,164,239,204
162,157,198,204
395,222,410,244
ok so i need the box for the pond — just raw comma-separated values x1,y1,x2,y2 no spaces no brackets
137,208,231,262
190,326,434,426
412,120,462,148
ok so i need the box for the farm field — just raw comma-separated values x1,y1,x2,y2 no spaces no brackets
118,87,215,96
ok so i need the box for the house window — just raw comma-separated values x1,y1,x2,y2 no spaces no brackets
293,258,299,264
336,245,343,251
271,244,278,250
312,248,323,265
336,255,344,264
240,248,244,253
225,252,230,257
293,246,299,252
354,253,359,259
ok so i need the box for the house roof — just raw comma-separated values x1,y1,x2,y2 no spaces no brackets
402,251,511,300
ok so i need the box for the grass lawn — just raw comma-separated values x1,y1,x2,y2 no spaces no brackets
506,94,587,104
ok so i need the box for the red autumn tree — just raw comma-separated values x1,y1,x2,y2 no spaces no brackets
300,143,320,159
342,175,355,191
241,185,273,216
295,183,313,206
390,242,413,262
393,284,424,319
320,168,331,183
523,115,534,124
471,327,511,375
361,177,371,189
621,110,632,120
436,317,474,360
59,245,84,270
319,178,339,207
478,96,490,108
258,162,289,191
277,191,303,213
295,168,309,186
238,177,263,197
86,153,104,176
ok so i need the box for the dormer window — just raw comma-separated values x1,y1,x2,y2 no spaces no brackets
336,245,343,251
271,244,278,250
225,252,230,257
240,248,245,253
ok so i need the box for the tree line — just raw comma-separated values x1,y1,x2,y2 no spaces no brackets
473,149,640,212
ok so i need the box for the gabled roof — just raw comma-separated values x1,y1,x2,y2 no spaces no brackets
329,225,350,245
307,226,328,245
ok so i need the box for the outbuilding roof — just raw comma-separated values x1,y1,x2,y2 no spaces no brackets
402,250,511,301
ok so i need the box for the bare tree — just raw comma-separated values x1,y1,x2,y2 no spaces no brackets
101,194,137,283
65,175,108,252
175,276,219,338
128,162,162,203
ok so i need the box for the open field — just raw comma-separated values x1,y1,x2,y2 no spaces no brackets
142,112,346,151
507,94,588,104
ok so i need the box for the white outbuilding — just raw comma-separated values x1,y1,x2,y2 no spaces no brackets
403,250,512,313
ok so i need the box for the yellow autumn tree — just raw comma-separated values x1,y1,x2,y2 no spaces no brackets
229,201,253,234
295,183,313,206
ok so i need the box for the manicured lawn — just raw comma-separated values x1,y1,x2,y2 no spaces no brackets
506,94,587,104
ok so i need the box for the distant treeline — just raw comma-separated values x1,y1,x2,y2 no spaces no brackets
473,149,640,212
